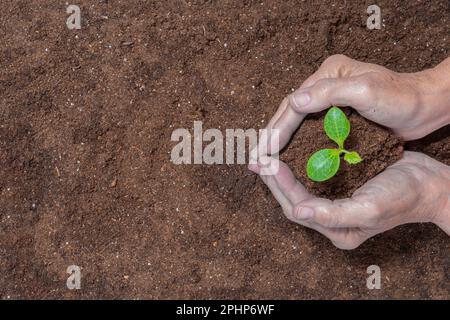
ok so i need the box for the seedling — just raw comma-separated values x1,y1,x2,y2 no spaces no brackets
307,107,362,182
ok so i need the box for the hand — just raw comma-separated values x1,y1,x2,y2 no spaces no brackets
250,152,450,249
257,55,450,161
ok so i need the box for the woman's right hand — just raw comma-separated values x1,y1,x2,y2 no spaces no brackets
258,55,450,159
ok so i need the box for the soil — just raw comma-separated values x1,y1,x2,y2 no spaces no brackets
281,109,404,199
1,0,449,299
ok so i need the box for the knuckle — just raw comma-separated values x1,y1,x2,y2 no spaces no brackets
292,203,301,220
364,202,382,227
352,196,382,228
332,237,362,250
322,54,351,67
313,78,334,96
359,76,374,93
283,205,295,221
315,208,336,228
355,74,378,100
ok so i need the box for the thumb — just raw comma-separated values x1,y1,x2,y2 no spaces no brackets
288,74,377,114
292,196,380,229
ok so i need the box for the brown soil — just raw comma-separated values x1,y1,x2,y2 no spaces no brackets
281,109,404,199
1,1,449,299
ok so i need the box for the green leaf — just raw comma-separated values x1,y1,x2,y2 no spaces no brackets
324,107,350,148
307,149,341,182
344,151,363,164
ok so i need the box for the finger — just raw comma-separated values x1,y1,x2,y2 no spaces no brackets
257,159,365,246
260,169,334,236
257,159,342,234
299,54,360,89
266,75,374,155
250,55,352,159
288,75,376,114
249,56,370,166
258,171,292,216
270,159,312,207
270,100,307,153
249,99,288,163
264,71,328,154
263,176,291,214
292,195,379,229
256,157,310,221
261,98,302,156
328,229,368,250
266,97,290,130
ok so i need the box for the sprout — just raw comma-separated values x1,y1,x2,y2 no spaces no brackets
307,107,362,182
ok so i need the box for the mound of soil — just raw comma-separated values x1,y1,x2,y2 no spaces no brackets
281,108,404,199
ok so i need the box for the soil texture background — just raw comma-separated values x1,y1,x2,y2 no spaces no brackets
0,0,449,299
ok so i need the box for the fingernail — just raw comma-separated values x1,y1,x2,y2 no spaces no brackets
290,92,311,110
294,207,314,220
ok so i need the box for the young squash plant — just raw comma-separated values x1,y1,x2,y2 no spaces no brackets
307,107,362,182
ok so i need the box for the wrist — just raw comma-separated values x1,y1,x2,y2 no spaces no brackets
431,163,450,235
414,59,450,136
